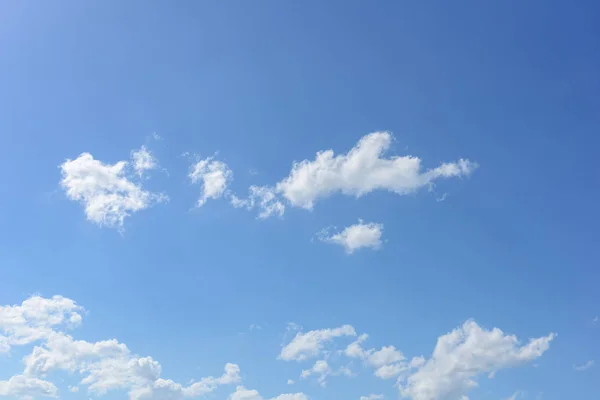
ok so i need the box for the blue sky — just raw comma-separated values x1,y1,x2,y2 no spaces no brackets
0,1,598,399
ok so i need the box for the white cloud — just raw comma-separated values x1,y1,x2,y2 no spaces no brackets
0,375,58,399
345,335,412,380
0,295,83,352
318,220,383,254
398,320,555,400
189,156,233,207
574,360,594,371
286,380,294,385
300,360,331,387
360,395,384,400
505,391,523,400
1,295,239,400
131,145,158,177
230,185,285,219
60,151,167,228
275,131,477,209
280,325,356,361
228,386,308,400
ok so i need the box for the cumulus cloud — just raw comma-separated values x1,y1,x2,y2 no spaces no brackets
0,295,239,400
275,131,476,209
574,360,594,371
131,145,158,177
227,131,476,218
60,149,167,228
345,334,416,380
398,320,555,400
318,220,383,254
228,386,308,400
0,375,58,399
280,325,356,361
189,156,233,207
0,295,83,353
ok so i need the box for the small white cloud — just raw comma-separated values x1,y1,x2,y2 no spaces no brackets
574,360,594,371
286,380,294,385
276,131,477,209
230,185,285,219
300,359,331,387
436,192,448,202
280,325,356,361
68,385,79,393
228,386,308,400
131,145,158,177
189,156,233,207
60,152,167,229
318,220,383,254
593,316,598,323
505,391,523,400
249,324,262,331
360,395,384,400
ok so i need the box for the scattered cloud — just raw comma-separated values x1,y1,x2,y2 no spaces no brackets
593,316,598,323
360,395,384,400
249,324,262,331
398,320,555,400
505,391,523,400
1,295,240,399
228,386,308,400
300,360,331,387
280,325,356,361
131,145,158,177
230,185,285,219
275,131,476,209
189,156,233,207
286,380,294,385
574,360,594,371
345,334,420,380
59,149,167,229
317,220,384,254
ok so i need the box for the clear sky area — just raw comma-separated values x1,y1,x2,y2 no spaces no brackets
0,1,598,400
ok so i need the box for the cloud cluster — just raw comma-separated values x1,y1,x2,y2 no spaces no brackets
0,296,306,400
60,132,476,238
279,321,554,400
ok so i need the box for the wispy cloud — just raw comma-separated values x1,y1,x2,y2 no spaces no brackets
574,360,595,371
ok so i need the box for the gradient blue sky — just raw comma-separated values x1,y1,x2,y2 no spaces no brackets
0,1,598,399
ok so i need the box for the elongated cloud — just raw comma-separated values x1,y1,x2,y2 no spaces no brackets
318,220,383,253
280,325,356,361
276,132,476,209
